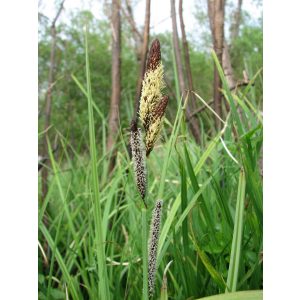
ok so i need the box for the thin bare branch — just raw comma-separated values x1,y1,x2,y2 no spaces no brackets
188,100,214,119
51,0,66,27
121,0,143,43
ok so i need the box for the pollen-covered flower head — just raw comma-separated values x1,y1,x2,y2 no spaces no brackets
139,39,169,156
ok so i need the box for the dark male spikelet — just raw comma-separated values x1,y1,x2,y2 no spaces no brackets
145,95,169,156
130,120,147,204
148,199,163,297
146,38,161,72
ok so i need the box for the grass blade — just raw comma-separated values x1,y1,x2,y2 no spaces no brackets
142,208,149,300
157,93,188,199
211,50,244,135
84,27,110,299
178,154,189,256
160,261,173,300
196,290,263,300
226,169,246,292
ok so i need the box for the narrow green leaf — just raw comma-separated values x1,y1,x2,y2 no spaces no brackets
211,50,244,135
190,232,227,290
157,93,188,199
71,73,105,121
196,290,263,300
142,208,149,300
194,131,222,175
179,153,189,256
160,261,173,300
226,169,246,292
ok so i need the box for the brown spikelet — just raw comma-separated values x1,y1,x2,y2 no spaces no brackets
153,95,169,121
130,120,147,204
145,143,152,157
144,96,169,157
130,119,138,132
148,200,163,297
146,39,161,72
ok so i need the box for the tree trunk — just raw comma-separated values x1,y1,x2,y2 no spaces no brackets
209,0,245,95
170,0,200,142
230,0,243,44
224,0,245,91
133,0,151,122
107,0,121,157
170,0,185,95
178,0,201,143
41,0,65,199
222,40,236,90
208,0,225,130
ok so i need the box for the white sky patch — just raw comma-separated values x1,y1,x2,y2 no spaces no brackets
134,0,198,35
39,0,262,36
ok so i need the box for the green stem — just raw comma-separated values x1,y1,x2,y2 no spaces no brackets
142,208,149,300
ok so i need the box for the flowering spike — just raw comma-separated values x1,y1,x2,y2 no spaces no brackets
130,120,147,202
139,39,169,157
146,39,161,72
148,200,163,297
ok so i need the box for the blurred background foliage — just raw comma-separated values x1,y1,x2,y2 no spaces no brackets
38,0,262,153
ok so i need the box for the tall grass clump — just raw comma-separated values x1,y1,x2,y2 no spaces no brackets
84,27,110,299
